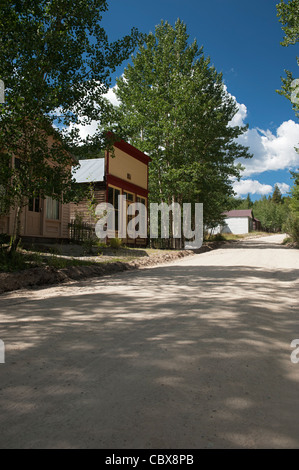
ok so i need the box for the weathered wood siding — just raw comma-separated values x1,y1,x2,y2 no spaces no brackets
0,215,9,234
70,183,106,226
0,201,71,240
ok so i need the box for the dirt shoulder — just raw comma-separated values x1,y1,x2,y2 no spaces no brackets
0,242,220,295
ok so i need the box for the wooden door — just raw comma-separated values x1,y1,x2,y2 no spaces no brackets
26,196,42,236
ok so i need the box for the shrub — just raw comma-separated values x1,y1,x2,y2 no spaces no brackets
96,241,108,249
109,237,123,249
283,212,299,244
206,233,226,242
0,249,42,272
82,238,95,255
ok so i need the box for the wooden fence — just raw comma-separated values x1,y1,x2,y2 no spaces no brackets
68,220,95,242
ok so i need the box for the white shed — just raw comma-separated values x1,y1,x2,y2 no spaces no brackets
211,209,254,235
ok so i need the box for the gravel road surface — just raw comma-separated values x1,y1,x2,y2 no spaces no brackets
0,234,298,449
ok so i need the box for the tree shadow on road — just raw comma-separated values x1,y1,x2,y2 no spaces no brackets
0,259,298,449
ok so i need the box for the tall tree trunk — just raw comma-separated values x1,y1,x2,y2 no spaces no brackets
9,203,23,254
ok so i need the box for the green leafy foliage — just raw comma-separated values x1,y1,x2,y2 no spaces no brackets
109,238,123,249
113,20,252,227
232,193,254,210
277,0,299,47
289,170,299,212
283,212,299,243
284,169,299,243
252,196,289,232
276,0,299,118
0,0,139,248
271,184,283,204
0,248,42,272
230,184,291,233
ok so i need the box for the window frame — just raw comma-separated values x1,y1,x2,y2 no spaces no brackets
46,196,60,220
108,185,121,232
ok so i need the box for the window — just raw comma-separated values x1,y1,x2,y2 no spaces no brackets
28,196,40,213
124,191,134,202
108,186,120,231
46,197,59,220
123,192,135,237
136,196,147,237
137,196,146,205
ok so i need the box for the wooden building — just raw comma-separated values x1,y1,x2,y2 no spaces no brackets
71,139,151,246
0,139,72,241
0,188,70,240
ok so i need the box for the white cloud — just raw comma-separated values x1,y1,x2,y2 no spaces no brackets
238,120,299,176
60,81,299,180
68,120,99,141
225,86,299,177
104,85,120,107
62,84,120,141
275,182,290,194
224,86,247,128
233,179,291,197
233,179,273,197
229,102,247,127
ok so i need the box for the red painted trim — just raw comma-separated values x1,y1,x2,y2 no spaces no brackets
106,132,151,164
113,140,151,165
107,175,148,198
106,150,109,175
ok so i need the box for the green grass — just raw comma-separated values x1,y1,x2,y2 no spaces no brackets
0,249,43,272
3,237,241,274
205,231,268,242
45,255,99,269
0,249,100,272
109,237,123,249
282,236,293,245
205,234,227,242
204,233,240,242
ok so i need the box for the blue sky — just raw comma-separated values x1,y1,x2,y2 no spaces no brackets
98,0,299,200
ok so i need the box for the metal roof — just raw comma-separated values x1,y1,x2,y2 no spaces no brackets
72,158,105,183
223,209,253,218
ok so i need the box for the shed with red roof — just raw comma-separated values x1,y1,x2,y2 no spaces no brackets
211,209,261,235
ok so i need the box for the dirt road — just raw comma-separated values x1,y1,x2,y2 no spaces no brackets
0,234,298,449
